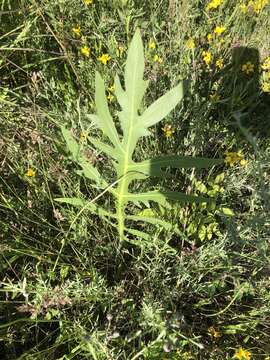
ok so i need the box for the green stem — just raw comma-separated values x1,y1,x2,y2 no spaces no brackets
116,155,130,241
116,172,128,241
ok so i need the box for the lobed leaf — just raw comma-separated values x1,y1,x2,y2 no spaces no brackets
139,83,184,128
61,126,102,183
123,190,210,206
88,137,119,160
95,72,123,151
124,28,148,111
129,156,223,177
55,197,116,220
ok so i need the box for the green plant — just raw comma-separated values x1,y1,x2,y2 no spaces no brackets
57,29,222,242
179,172,234,242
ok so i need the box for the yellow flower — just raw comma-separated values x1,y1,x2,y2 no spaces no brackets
72,26,81,37
219,38,225,44
224,151,247,167
208,326,221,339
81,45,90,57
266,72,270,80
242,61,254,75
153,54,163,63
83,0,93,4
261,56,270,70
207,33,213,43
162,124,175,138
233,347,251,360
107,93,114,103
214,25,226,36
241,0,269,14
206,0,223,11
253,0,268,13
261,81,270,92
210,92,221,101
216,58,224,69
25,168,36,177
108,84,115,93
116,46,125,57
202,51,212,65
240,3,248,13
240,159,247,166
80,132,87,141
148,40,156,50
98,53,111,65
185,38,195,49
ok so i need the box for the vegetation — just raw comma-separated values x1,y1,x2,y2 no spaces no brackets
0,0,270,359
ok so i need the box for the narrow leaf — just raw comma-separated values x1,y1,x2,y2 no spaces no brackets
124,29,148,109
139,83,184,128
95,72,122,150
123,190,210,205
55,197,117,219
88,137,118,160
127,214,181,234
129,156,223,177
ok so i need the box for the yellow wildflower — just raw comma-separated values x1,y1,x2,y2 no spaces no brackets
80,132,87,141
253,0,268,13
242,61,254,75
72,26,81,37
206,0,223,11
153,54,163,63
185,38,195,49
83,0,93,4
107,93,114,103
148,40,156,50
202,51,212,65
210,92,221,101
219,38,225,44
240,2,249,13
241,0,269,14
108,84,115,93
233,347,251,360
162,124,175,138
261,82,270,92
261,56,270,70
25,168,36,177
214,25,226,36
98,53,111,65
116,46,125,57
216,58,224,69
81,45,90,57
207,33,213,43
224,151,247,167
208,326,221,339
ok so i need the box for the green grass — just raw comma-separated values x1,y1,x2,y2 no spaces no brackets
1,0,270,359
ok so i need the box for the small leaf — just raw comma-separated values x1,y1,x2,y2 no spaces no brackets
222,207,235,216
186,222,197,236
214,172,225,184
195,181,207,194
198,225,207,241
136,208,156,217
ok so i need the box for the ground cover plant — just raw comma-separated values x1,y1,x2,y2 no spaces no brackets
0,0,270,359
